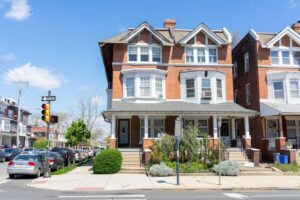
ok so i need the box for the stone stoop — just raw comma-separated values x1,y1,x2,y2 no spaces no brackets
227,148,250,165
239,166,280,176
119,148,145,174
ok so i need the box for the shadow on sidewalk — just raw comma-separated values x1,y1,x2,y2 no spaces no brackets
196,179,219,186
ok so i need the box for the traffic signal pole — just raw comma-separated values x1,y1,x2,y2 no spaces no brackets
43,90,51,178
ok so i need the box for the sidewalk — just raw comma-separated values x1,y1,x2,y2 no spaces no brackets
27,165,300,191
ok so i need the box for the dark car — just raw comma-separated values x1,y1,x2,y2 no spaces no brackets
0,148,21,162
39,152,64,171
51,147,75,166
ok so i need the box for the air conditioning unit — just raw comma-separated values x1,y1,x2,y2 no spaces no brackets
202,91,212,99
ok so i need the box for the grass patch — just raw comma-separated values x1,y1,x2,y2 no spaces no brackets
272,162,300,172
51,159,90,175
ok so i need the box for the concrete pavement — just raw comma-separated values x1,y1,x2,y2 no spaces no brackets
27,164,300,191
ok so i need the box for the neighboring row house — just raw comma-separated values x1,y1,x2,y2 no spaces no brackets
0,98,32,148
31,126,66,147
100,19,256,153
233,21,300,161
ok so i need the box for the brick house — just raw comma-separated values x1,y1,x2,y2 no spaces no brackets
233,21,300,161
100,19,256,152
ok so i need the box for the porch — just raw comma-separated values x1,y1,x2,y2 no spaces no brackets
103,101,257,150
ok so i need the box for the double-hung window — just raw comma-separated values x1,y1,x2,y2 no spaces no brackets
202,79,211,100
140,77,151,97
140,47,149,62
208,48,217,63
287,120,297,139
246,83,251,105
273,81,284,99
293,51,300,65
128,46,137,62
152,47,161,62
155,78,163,98
271,51,279,65
216,79,222,98
197,48,206,63
244,52,250,73
282,51,290,65
290,80,299,98
186,79,195,98
153,119,165,138
186,48,194,63
197,120,208,137
125,78,135,97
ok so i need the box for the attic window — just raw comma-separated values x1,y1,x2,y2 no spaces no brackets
128,45,161,63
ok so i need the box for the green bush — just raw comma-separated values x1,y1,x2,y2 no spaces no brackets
213,160,240,176
33,138,47,149
149,162,173,177
93,149,122,174
150,135,175,164
180,125,200,162
165,161,209,173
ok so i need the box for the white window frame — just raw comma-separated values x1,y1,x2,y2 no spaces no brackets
201,78,212,100
289,79,300,99
139,77,151,97
185,46,218,64
273,80,284,100
183,118,209,138
270,47,300,66
155,78,163,98
244,52,250,73
246,83,251,105
125,77,135,97
127,44,162,63
140,118,165,138
186,79,195,98
216,79,222,99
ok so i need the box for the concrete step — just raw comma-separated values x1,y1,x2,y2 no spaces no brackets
122,161,142,165
121,166,145,170
239,171,279,176
119,170,145,174
240,167,273,172
227,148,243,152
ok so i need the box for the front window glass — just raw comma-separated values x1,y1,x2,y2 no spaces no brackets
186,79,195,98
152,47,161,62
293,51,300,65
140,77,150,96
125,78,135,97
202,79,211,100
273,81,284,99
155,78,163,98
271,51,279,65
197,120,208,137
140,47,149,62
186,48,194,63
208,48,217,63
216,79,222,98
153,119,165,138
128,47,137,61
266,120,278,138
290,80,299,98
282,51,290,65
197,48,206,63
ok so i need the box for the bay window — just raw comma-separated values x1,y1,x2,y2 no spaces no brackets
186,79,195,98
273,81,284,99
128,45,161,63
155,78,163,98
201,78,211,100
125,78,135,97
140,77,151,97
290,80,299,98
216,79,222,98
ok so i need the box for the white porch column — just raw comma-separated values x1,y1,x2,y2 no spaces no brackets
231,118,236,139
279,115,284,138
110,114,116,139
0,135,2,146
244,115,250,139
213,115,218,138
144,115,149,139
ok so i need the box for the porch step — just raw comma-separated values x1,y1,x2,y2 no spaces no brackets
120,150,145,174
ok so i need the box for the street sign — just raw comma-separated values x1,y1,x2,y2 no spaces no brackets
42,96,56,101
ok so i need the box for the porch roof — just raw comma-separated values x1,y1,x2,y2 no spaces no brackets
260,102,300,116
103,101,257,119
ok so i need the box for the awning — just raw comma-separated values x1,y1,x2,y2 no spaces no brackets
260,102,300,116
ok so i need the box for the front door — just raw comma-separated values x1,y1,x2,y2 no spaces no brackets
221,120,230,146
118,119,130,147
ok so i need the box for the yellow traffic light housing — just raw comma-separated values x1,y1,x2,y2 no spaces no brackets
41,103,50,123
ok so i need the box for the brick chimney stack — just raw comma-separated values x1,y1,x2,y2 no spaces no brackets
164,18,176,29
292,21,300,33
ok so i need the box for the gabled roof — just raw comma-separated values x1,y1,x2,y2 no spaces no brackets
121,21,173,46
178,23,228,45
249,26,300,47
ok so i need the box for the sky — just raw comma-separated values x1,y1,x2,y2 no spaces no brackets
0,0,299,133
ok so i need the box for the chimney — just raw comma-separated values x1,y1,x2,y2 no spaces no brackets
164,18,176,29
292,21,300,33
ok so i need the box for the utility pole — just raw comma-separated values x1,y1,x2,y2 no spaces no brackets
44,90,51,178
14,80,28,149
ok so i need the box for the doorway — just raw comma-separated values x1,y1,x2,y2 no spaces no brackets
221,120,230,146
118,119,130,147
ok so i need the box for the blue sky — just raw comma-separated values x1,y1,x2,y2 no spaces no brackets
0,0,299,115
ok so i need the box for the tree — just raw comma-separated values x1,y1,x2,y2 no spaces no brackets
65,119,91,147
33,138,48,149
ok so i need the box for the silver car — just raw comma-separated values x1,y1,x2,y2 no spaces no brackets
7,154,47,178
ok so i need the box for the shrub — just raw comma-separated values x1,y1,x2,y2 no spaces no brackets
149,162,173,177
33,138,48,149
160,135,175,158
212,160,240,176
165,161,209,173
93,149,122,174
180,125,200,162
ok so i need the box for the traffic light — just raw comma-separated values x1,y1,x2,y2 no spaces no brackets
41,103,50,123
50,115,58,124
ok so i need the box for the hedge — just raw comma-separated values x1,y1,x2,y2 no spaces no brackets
93,149,122,174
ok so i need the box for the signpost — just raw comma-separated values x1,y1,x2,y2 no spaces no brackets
174,115,183,185
42,96,56,101
217,116,222,185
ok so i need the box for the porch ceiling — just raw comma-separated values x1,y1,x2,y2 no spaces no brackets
103,101,257,119
260,102,300,116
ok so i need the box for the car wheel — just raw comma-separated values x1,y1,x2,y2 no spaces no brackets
36,169,41,178
9,174,14,179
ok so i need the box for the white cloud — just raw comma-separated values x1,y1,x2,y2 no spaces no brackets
5,0,31,21
1,53,17,61
3,63,65,90
288,0,297,9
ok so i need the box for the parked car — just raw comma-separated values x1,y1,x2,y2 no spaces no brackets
51,147,75,166
93,147,101,156
73,150,85,163
7,154,47,178
39,152,64,171
0,148,21,162
36,149,46,153
23,148,36,154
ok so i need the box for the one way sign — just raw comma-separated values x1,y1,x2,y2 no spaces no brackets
42,96,56,101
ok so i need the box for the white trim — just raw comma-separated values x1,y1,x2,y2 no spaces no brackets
265,26,300,48
112,62,233,67
223,27,232,43
249,29,259,41
184,46,218,65
258,64,300,68
127,44,162,64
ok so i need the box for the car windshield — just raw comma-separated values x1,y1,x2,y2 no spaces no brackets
24,148,34,151
52,148,66,153
15,155,36,161
3,149,13,153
